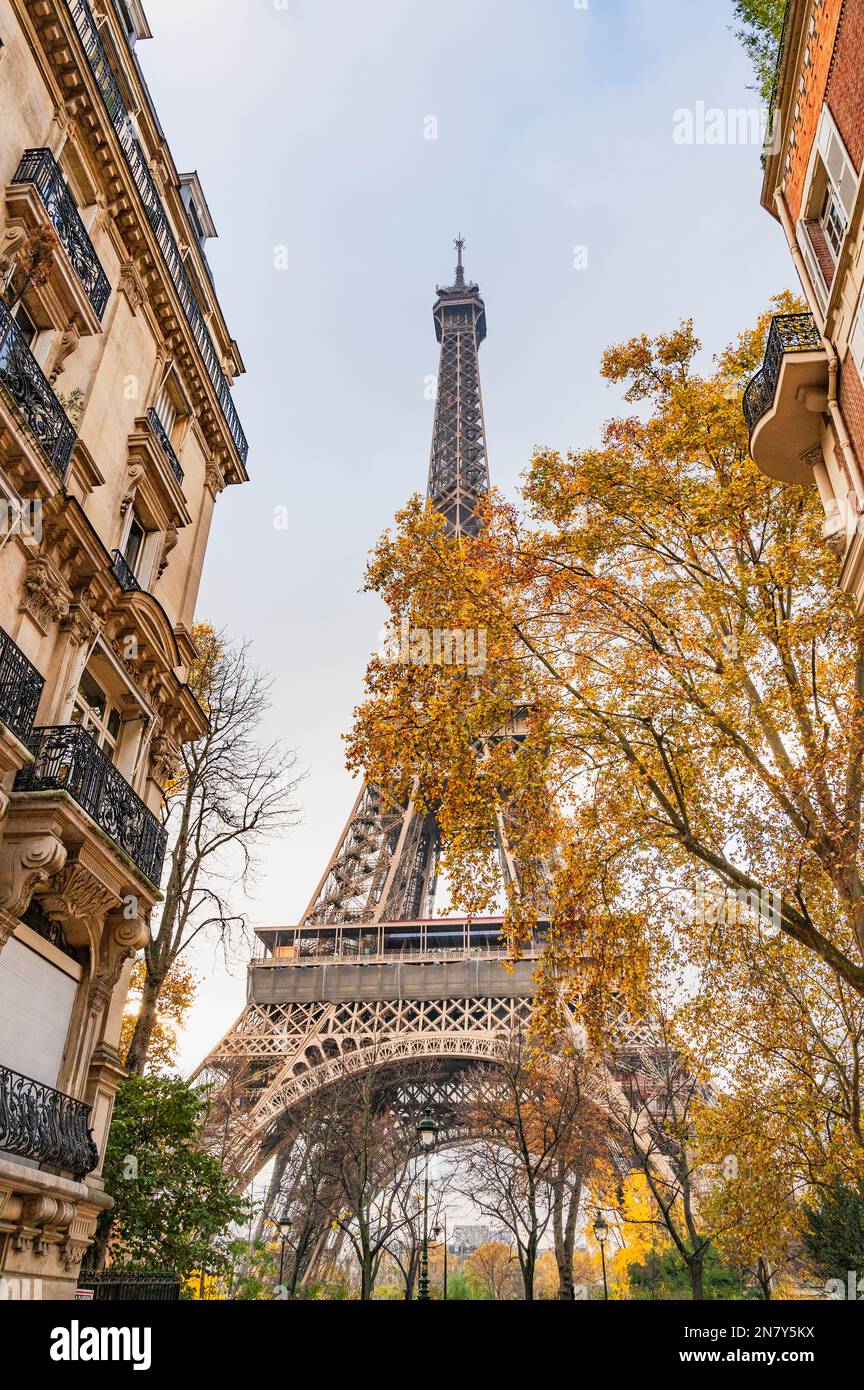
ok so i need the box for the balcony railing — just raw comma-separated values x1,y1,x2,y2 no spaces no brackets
0,1064,98,1181
15,724,168,885
147,405,184,485
66,0,249,467
0,626,44,744
111,548,141,592
0,298,76,477
11,148,110,320
743,313,824,434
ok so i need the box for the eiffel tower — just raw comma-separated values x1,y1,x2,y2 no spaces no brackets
197,243,558,1190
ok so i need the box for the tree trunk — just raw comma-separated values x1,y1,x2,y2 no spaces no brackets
124,971,163,1074
552,1167,582,1299
756,1257,773,1301
689,1253,705,1301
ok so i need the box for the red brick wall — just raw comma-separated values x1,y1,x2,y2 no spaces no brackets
839,348,864,479
785,0,844,222
827,1,864,170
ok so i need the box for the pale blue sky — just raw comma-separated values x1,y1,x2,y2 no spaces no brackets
135,0,791,1068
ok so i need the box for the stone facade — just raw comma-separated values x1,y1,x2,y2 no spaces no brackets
0,0,246,1297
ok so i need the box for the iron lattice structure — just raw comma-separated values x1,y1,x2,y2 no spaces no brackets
197,248,649,1208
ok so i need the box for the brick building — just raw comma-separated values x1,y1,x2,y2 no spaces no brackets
0,0,247,1296
745,0,864,604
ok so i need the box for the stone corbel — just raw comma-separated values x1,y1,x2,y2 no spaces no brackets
89,910,151,1013
205,460,225,497
38,862,121,969
118,262,145,315
48,321,81,385
0,833,68,919
60,600,99,651
0,223,26,289
149,732,179,785
19,558,71,633
120,461,146,516
15,1195,77,1257
156,524,178,578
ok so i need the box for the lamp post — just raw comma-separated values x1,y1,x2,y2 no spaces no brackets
416,1107,439,1301
593,1210,609,1301
277,1210,292,1294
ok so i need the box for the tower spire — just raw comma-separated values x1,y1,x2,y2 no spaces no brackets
427,239,489,537
454,234,466,288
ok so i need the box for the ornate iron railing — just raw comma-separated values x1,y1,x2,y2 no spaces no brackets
147,406,184,485
0,1064,98,1181
111,548,141,592
0,298,76,477
76,1270,182,1301
15,724,168,885
742,312,824,434
12,148,110,320
0,626,44,743
66,0,249,466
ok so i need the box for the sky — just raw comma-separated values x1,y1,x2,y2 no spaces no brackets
132,0,792,1072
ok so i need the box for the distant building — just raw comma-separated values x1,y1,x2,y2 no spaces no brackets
448,1224,510,1256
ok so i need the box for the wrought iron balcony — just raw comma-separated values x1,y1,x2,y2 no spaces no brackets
67,0,249,467
111,548,141,592
0,626,44,744
147,405,184,485
743,313,824,434
0,1064,98,1181
0,298,76,478
15,725,168,885
11,148,110,320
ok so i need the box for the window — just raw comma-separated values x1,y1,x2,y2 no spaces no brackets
122,514,146,575
821,184,847,259
152,381,177,438
71,668,122,755
13,303,37,348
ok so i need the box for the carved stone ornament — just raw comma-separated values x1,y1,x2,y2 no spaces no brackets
149,732,179,783
89,910,151,1012
118,262,145,314
120,461,146,516
0,833,68,918
0,224,26,285
49,322,81,385
39,862,120,940
20,558,71,630
156,524,178,578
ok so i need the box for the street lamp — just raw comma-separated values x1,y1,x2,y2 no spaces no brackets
593,1210,609,1302
416,1108,439,1301
277,1210,292,1293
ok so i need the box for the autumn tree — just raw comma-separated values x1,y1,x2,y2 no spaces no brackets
685,903,864,1298
125,627,301,1073
467,1239,518,1300
595,1017,719,1300
348,296,864,1035
450,1035,596,1301
300,1054,441,1301
120,959,197,1075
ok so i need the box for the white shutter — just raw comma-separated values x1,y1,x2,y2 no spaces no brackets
0,938,78,1089
817,104,858,222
